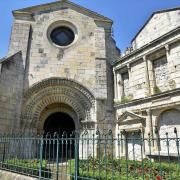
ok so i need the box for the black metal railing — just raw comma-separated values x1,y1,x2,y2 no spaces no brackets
0,128,179,179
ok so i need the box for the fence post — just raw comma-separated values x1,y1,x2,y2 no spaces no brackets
2,142,6,166
55,133,59,180
39,135,44,180
174,127,180,174
74,131,79,180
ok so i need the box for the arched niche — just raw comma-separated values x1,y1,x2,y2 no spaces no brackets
157,109,180,153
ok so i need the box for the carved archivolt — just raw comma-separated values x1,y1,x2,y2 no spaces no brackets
21,78,95,131
24,77,95,104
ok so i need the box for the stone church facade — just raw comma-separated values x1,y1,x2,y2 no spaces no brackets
0,0,180,158
0,0,119,135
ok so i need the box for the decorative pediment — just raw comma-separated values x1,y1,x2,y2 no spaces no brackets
117,111,145,125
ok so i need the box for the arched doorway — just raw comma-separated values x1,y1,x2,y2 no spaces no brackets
43,112,76,160
21,78,96,162
21,78,95,133
44,112,75,136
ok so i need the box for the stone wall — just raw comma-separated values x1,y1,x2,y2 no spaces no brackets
169,41,180,88
129,59,146,99
114,8,180,159
132,9,180,50
115,39,180,102
0,52,24,133
153,56,169,92
5,1,117,131
19,7,112,100
8,22,31,66
114,37,180,141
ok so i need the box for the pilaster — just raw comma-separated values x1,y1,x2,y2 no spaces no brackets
113,70,117,100
117,72,123,100
146,109,153,138
143,56,151,95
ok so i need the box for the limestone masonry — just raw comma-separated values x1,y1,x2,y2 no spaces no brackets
0,0,180,159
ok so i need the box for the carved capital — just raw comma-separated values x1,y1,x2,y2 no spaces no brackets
127,63,131,70
143,55,147,62
165,44,170,53
146,109,151,116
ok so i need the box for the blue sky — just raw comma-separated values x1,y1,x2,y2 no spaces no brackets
0,0,179,58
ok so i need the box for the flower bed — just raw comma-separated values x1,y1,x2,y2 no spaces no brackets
69,158,180,180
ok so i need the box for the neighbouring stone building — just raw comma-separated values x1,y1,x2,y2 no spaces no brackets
114,8,180,159
0,0,180,159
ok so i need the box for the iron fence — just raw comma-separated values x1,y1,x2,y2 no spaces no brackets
0,129,179,179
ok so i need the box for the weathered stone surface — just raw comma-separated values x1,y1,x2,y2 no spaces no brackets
0,170,37,180
132,9,180,49
0,52,24,132
114,7,180,159
0,0,179,161
0,1,117,134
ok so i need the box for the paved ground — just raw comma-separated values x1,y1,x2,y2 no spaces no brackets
0,170,37,180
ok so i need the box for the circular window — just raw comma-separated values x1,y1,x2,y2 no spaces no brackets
50,26,75,46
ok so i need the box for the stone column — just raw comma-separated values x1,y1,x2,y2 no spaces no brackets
146,109,152,138
127,63,131,89
113,70,118,100
165,44,171,71
117,72,123,100
120,131,126,157
144,55,155,94
143,56,151,95
127,63,131,78
165,44,173,86
165,44,170,60
148,59,156,94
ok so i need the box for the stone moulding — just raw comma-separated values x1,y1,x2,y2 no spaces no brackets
21,78,96,132
114,87,180,109
113,27,180,67
23,77,95,104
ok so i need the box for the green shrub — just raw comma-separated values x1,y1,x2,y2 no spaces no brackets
121,94,134,104
154,86,161,94
3,159,50,178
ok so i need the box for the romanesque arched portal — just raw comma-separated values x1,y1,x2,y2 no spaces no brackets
21,78,96,134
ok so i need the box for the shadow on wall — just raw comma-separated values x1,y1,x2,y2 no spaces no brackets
0,51,25,134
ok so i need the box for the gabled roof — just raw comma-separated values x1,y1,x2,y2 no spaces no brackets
13,0,113,23
131,7,180,43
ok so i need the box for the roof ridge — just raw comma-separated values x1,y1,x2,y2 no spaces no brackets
154,6,180,14
131,6,180,43
13,0,112,23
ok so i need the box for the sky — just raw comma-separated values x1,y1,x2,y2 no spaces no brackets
0,0,180,58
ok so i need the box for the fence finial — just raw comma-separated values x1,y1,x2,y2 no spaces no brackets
174,127,177,134
154,126,158,134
